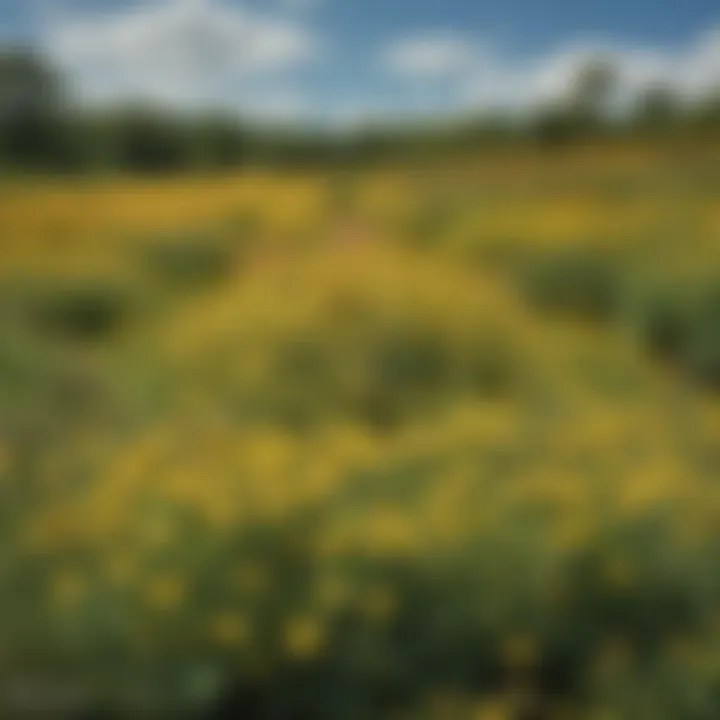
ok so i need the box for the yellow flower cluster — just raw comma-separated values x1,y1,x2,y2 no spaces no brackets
2,144,720,717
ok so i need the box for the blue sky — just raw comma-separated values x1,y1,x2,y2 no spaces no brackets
2,0,719,124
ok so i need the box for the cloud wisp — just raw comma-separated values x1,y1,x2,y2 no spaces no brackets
30,2,720,123
41,0,321,116
383,25,720,114
383,32,480,80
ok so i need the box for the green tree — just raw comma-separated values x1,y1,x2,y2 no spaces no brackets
0,46,66,169
635,85,679,130
568,57,618,130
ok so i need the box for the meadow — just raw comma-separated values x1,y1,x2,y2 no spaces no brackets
1,142,720,718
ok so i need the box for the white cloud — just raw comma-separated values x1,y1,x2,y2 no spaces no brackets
384,26,720,114
42,0,320,112
242,89,310,124
278,0,324,11
525,34,720,108
383,33,481,80
667,28,720,98
31,4,720,122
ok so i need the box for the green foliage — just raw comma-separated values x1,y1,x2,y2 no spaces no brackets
684,286,720,390
1,42,719,175
0,275,136,345
633,282,720,390
3,95,720,720
633,288,694,361
522,249,623,322
0,47,68,169
261,322,518,433
143,233,237,289
25,279,135,342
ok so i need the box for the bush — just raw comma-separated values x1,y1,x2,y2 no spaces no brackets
633,282,720,390
523,249,622,322
144,233,236,288
264,322,519,432
25,279,135,342
685,286,720,390
634,289,694,362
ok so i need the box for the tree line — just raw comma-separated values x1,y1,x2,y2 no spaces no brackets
1,46,720,174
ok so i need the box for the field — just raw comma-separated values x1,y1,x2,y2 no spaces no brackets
1,143,720,718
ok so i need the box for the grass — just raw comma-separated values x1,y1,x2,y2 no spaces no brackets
142,232,239,289
0,144,719,718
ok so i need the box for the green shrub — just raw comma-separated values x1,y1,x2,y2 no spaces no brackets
25,279,134,342
633,282,720,390
523,249,623,322
0,278,119,455
467,341,518,399
634,289,694,362
264,323,518,432
685,286,720,390
144,233,236,288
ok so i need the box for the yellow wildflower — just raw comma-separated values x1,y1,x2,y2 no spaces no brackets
210,612,251,648
147,575,187,611
283,615,325,660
